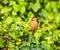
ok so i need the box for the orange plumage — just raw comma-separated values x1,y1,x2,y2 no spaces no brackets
30,17,38,31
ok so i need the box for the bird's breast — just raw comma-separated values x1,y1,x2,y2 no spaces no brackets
30,21,38,31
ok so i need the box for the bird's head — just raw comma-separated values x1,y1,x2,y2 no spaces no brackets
32,17,38,21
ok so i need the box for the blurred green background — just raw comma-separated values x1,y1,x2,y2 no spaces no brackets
0,0,60,50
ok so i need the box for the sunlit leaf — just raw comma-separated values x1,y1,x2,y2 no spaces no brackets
5,17,13,25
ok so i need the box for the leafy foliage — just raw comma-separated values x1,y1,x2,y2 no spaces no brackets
0,0,60,50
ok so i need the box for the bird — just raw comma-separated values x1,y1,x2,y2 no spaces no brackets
30,17,38,31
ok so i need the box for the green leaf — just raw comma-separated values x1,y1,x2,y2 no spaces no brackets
13,4,20,12
55,16,60,24
12,1,20,12
34,30,42,44
31,47,42,50
0,4,3,9
20,47,30,50
27,12,34,24
12,1,26,14
0,39,4,48
3,0,9,5
29,2,41,12
40,9,48,18
20,6,26,14
10,31,19,39
5,17,13,25
36,0,40,2
7,41,14,47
